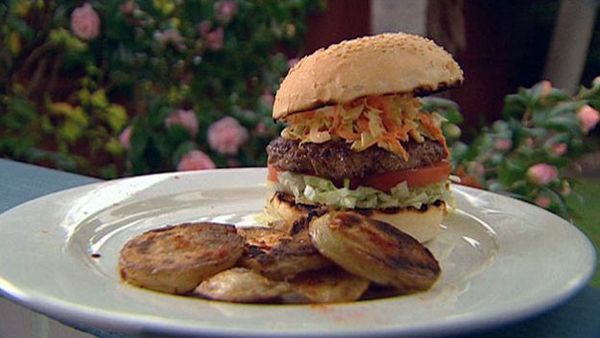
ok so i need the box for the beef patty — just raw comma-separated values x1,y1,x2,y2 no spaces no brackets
267,137,447,182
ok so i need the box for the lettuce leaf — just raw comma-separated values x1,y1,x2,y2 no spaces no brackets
274,171,452,209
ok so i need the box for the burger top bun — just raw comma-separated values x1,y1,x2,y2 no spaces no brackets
273,33,463,120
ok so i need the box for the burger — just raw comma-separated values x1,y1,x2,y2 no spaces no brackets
265,33,463,243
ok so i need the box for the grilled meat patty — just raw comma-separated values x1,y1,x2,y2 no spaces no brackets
267,137,447,182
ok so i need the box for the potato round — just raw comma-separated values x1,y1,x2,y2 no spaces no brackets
285,268,370,304
194,267,291,303
238,225,332,280
119,222,243,294
309,211,440,293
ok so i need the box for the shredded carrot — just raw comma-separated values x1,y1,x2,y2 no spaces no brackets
418,113,449,154
366,96,391,111
337,126,360,140
419,114,444,141
381,111,398,134
356,114,370,132
281,94,446,159
332,105,342,129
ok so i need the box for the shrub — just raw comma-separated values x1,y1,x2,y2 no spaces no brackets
0,0,323,177
425,80,600,219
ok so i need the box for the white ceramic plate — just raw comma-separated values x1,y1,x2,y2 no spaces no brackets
0,168,595,337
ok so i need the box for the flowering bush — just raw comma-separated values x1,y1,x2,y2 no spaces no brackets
426,80,600,219
0,0,323,177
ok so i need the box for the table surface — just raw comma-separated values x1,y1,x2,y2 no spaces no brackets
0,158,599,338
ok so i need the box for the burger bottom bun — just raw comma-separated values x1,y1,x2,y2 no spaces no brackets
363,203,445,243
265,191,446,243
264,191,311,229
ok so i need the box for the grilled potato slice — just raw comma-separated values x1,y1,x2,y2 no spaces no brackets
309,211,440,293
238,224,332,280
285,268,370,304
194,267,291,303
119,222,243,294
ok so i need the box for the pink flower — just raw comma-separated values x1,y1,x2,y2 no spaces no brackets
198,21,212,36
208,116,249,155
177,150,216,171
198,22,224,51
260,90,274,107
71,3,100,40
165,109,198,138
527,163,558,185
551,143,567,156
494,139,512,151
227,158,241,167
524,137,534,147
534,195,551,209
539,80,552,98
287,58,299,69
120,0,135,14
160,28,182,43
467,161,485,177
254,121,268,135
205,27,224,51
119,126,132,150
577,105,600,133
215,0,238,23
158,28,185,50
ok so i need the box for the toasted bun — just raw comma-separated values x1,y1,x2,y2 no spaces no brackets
266,192,445,243
273,33,463,119
363,203,446,243
264,191,311,225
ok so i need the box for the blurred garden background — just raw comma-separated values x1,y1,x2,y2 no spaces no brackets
1,0,599,284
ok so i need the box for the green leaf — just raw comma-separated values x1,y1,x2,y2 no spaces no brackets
172,141,197,166
539,101,580,118
502,92,529,119
106,104,128,132
165,124,192,146
90,89,109,108
69,107,89,127
58,120,83,143
541,187,570,219
48,28,86,51
450,142,469,166
498,159,526,186
535,115,582,134
105,137,125,156
2,96,37,130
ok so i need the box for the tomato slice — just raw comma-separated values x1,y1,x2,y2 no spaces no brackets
268,162,451,191
267,164,279,182
363,162,451,191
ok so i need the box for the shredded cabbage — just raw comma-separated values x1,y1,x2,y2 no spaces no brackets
273,171,452,210
280,94,447,159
